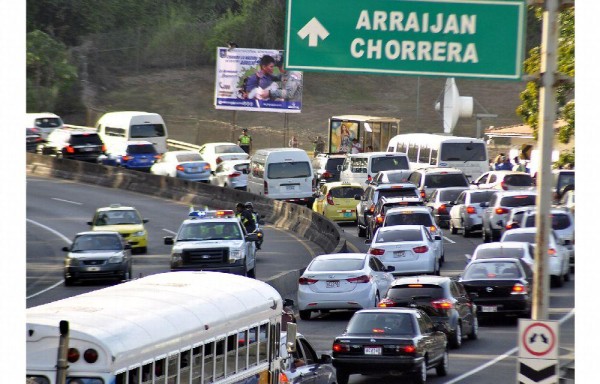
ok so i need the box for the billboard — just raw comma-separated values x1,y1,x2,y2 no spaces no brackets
214,47,304,113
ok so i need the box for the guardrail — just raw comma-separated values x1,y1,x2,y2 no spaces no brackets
166,139,201,151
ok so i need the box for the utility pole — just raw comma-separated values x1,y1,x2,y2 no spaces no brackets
532,0,559,321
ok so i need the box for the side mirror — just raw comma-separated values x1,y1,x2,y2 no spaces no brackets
87,221,93,226
164,236,174,245
563,239,572,246
143,219,149,223
354,194,362,200
62,246,70,252
385,265,395,272
434,235,442,241
286,322,298,353
283,298,295,307
124,244,132,250
319,354,333,364
433,323,446,333
471,180,479,185
465,254,472,262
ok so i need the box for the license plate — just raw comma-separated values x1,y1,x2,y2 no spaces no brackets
285,185,296,191
326,280,340,288
393,251,406,257
189,167,199,172
139,158,150,163
81,147,93,152
364,347,381,355
87,266,100,272
343,212,353,217
482,306,497,313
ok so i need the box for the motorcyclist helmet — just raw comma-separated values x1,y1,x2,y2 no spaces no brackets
245,202,254,210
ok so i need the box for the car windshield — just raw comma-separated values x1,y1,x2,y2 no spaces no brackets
308,258,365,271
424,174,468,188
127,144,157,154
375,229,423,243
330,187,364,198
475,247,525,260
347,313,415,335
556,173,575,191
387,285,444,301
385,212,432,226
378,188,419,199
234,163,249,172
267,161,311,179
439,188,465,202
371,156,410,173
70,134,103,146
439,142,487,161
175,153,203,162
500,195,537,207
504,174,533,186
215,145,245,154
463,261,523,280
177,222,242,241
71,235,122,251
130,124,166,138
470,190,496,203
503,232,535,243
383,171,411,183
524,213,572,230
94,210,142,225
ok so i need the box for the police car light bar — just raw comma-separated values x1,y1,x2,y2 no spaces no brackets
188,209,236,219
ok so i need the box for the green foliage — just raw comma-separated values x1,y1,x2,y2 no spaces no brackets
553,148,574,169
27,30,78,112
516,7,574,144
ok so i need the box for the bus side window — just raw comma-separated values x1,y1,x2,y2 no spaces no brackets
129,367,140,384
115,372,126,384
141,362,153,384
430,149,438,165
248,326,259,367
179,349,191,383
407,144,419,163
215,338,226,380
155,358,166,384
237,330,249,372
419,146,431,164
191,345,203,384
203,342,214,384
258,323,269,363
226,333,238,375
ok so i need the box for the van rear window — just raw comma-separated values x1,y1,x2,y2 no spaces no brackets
440,142,487,161
371,156,409,173
130,124,166,138
267,162,311,179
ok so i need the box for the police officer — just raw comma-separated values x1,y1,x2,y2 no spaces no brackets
237,128,252,154
245,202,263,250
235,202,256,233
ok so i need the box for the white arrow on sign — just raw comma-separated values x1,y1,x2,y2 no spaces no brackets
297,17,329,47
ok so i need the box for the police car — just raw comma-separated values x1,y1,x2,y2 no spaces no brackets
164,209,259,277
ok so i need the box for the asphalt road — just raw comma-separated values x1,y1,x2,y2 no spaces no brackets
26,175,575,383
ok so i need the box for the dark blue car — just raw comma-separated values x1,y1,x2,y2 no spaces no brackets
100,141,159,171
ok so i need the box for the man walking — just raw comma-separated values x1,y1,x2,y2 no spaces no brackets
237,128,252,154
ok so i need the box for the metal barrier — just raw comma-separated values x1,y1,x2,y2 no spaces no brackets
166,139,201,151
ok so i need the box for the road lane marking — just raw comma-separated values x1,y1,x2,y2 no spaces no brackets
51,197,83,205
162,228,177,235
345,239,361,253
442,308,575,384
26,219,71,299
444,236,456,244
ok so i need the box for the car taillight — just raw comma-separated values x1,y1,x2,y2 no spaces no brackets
368,248,385,255
420,189,426,198
511,283,528,295
495,207,509,215
326,193,335,205
501,180,508,190
548,248,557,256
413,246,428,253
367,175,372,183
431,299,454,309
65,146,75,154
176,165,185,172
216,156,223,164
228,172,241,178
83,349,98,363
264,180,268,195
375,215,384,224
67,348,80,363
438,204,448,214
466,206,477,214
298,277,318,285
402,345,416,354
154,154,162,160
121,155,132,161
378,298,396,307
332,343,350,352
347,275,370,283
322,171,332,179
203,164,211,171
101,145,106,152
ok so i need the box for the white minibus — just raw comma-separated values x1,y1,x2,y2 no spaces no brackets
247,148,314,206
387,133,488,180
96,111,169,153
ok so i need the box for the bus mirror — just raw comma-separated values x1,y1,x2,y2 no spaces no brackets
286,322,297,353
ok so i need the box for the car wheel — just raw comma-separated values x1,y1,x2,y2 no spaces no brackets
482,226,491,243
449,321,462,349
357,225,366,238
563,271,570,282
551,275,563,288
247,268,256,279
462,221,471,238
436,350,449,377
374,292,380,307
450,221,458,235
299,310,312,321
468,316,479,340
413,359,427,384
434,260,441,276
64,276,76,286
491,229,501,242
336,369,350,384
440,252,445,264
138,246,147,254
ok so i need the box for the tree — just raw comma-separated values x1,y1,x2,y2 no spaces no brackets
27,30,78,112
516,7,574,144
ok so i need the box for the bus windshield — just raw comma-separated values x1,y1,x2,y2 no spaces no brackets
440,142,487,162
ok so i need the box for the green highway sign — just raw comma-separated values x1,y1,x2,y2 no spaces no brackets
284,0,526,80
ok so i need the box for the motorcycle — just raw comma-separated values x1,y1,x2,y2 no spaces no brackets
252,214,265,250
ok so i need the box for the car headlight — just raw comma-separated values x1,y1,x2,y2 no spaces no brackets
132,230,146,237
171,252,183,263
108,255,124,264
67,257,80,266
229,249,244,262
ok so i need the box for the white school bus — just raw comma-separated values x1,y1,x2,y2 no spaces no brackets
387,133,489,180
26,272,285,384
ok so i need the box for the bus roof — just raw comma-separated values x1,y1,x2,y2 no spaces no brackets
27,272,282,370
389,133,486,146
330,115,400,123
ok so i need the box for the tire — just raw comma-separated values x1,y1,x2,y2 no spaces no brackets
433,260,441,276
449,321,462,349
299,310,312,321
468,315,479,340
436,350,449,377
491,229,501,242
440,252,445,264
64,276,76,286
374,292,380,307
247,268,256,279
551,275,563,288
357,225,366,238
564,271,570,282
462,221,471,238
482,226,491,243
336,369,350,384
413,359,427,384
138,246,147,254
450,221,458,235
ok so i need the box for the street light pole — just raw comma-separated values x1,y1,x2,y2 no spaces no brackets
532,0,559,321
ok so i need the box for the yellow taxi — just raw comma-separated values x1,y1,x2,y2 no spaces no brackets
87,204,149,253
312,181,364,222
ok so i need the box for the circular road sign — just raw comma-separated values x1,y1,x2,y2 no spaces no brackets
522,322,557,357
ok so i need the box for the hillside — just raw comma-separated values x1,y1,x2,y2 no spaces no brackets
71,66,528,151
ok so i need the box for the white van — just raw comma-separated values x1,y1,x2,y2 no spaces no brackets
96,111,168,153
339,152,410,186
247,148,314,206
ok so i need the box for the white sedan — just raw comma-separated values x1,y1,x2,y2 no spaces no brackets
297,253,395,320
209,159,250,190
150,150,211,182
467,241,535,267
367,225,441,276
198,142,249,172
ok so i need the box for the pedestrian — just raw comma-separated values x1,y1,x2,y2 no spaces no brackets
351,138,362,154
288,135,299,148
237,128,252,154
313,136,325,156
366,145,374,152
512,156,526,172
495,155,513,171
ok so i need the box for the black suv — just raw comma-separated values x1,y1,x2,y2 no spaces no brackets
37,128,105,162
378,275,478,349
311,154,347,186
